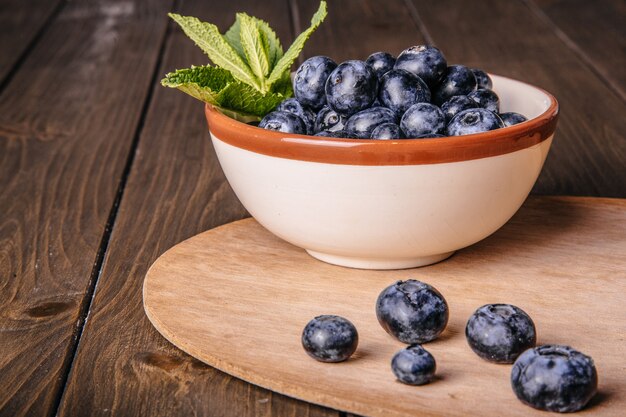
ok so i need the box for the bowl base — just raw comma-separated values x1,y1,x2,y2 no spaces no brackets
305,250,456,270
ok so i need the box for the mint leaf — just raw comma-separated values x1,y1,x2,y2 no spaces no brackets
251,16,283,69
266,1,327,88
239,13,270,89
168,13,261,91
218,82,286,117
223,18,245,59
161,65,234,104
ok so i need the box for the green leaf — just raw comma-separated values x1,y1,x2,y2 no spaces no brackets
223,18,245,59
251,16,283,69
168,13,261,90
266,1,327,88
238,13,270,89
218,82,286,117
161,65,234,104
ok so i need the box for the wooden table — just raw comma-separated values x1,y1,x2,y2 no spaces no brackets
0,1,624,416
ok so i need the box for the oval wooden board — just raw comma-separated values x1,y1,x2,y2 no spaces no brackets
143,196,626,417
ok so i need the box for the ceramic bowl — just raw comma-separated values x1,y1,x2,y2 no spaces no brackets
205,74,559,269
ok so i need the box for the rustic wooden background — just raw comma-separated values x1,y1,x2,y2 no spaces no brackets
0,0,624,416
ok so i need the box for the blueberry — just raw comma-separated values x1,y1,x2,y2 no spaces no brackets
314,130,355,138
465,304,536,364
325,60,378,116
378,69,431,118
345,107,397,139
314,106,347,133
440,95,478,123
301,315,359,362
416,133,445,139
259,110,307,134
432,65,477,105
468,89,500,113
370,123,403,140
294,56,337,110
376,279,449,344
277,98,315,134
499,112,528,127
511,345,598,412
394,45,447,88
471,68,493,90
400,103,446,138
366,51,396,78
446,108,504,136
391,344,436,385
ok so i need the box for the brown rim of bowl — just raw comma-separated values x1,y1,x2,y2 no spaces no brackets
205,78,559,166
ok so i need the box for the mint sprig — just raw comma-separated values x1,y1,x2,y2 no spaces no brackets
162,1,327,120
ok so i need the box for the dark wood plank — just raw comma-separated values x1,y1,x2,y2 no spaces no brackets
409,0,626,197
0,0,173,416
0,0,64,85
56,1,338,416
529,0,626,101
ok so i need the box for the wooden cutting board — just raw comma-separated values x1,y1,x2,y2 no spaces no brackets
143,196,625,417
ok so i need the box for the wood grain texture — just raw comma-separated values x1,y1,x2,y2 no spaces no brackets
143,196,626,417
408,0,626,198
55,1,338,416
530,0,626,100
0,0,63,85
0,0,173,415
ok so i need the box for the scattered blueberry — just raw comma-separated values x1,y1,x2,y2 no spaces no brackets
391,344,437,385
468,89,500,113
259,110,307,134
325,60,378,116
433,65,477,105
400,103,446,138
277,98,315,134
366,51,396,78
315,105,346,132
376,279,449,344
394,45,447,88
294,56,338,110
301,315,359,363
465,304,536,364
378,69,431,117
446,108,504,136
511,345,598,412
345,107,397,139
440,95,478,123
471,68,493,90
371,123,403,139
500,112,528,127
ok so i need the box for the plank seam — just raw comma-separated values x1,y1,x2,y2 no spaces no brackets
50,0,179,415
522,0,626,103
0,0,67,97
402,0,435,46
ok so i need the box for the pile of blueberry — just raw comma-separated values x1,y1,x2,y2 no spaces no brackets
260,46,527,139
301,279,598,413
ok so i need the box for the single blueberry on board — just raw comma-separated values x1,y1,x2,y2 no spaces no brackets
277,98,315,134
366,51,396,78
294,56,338,110
465,304,536,364
440,95,478,123
325,60,378,116
471,68,493,90
446,108,504,136
301,315,359,363
400,103,446,138
259,110,307,134
432,65,477,105
315,106,347,132
511,345,598,413
394,45,447,88
376,279,449,344
378,69,431,118
391,344,437,385
345,107,397,139
468,89,500,113
371,123,403,140
500,112,528,127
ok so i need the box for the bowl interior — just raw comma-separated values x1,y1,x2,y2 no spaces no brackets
494,75,552,119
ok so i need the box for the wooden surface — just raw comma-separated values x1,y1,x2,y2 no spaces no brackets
0,0,624,416
143,197,626,417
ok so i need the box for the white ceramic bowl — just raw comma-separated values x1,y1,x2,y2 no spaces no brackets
205,74,559,269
